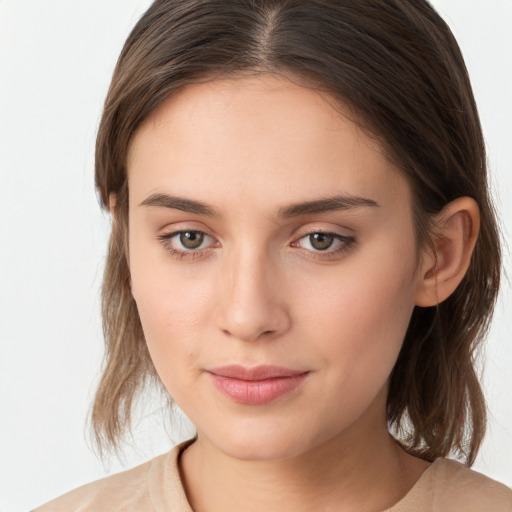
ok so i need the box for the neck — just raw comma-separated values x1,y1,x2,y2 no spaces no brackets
178,402,430,512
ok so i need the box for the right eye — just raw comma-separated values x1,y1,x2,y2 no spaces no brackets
157,230,218,259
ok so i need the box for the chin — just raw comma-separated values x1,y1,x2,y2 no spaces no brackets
201,418,326,462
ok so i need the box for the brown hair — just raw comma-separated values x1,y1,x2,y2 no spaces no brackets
91,0,501,465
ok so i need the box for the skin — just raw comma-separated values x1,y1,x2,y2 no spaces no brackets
125,73,479,512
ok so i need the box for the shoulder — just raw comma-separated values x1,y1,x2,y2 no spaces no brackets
433,459,512,509
32,448,175,512
393,458,512,512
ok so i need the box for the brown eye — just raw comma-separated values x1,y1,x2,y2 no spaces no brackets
309,233,335,251
180,231,205,249
158,229,218,259
295,231,355,256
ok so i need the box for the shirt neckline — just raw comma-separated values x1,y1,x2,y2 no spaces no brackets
163,439,443,512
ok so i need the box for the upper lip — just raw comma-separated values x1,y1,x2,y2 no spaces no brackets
206,365,308,381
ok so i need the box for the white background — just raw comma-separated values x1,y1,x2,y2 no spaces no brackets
0,1,511,510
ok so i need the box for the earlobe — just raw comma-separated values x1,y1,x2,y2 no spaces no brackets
415,197,480,307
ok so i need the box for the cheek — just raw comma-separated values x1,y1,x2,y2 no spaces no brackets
129,233,215,384
133,277,210,350
132,279,211,406
294,236,418,387
130,214,211,328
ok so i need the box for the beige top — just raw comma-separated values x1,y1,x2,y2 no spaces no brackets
34,440,512,512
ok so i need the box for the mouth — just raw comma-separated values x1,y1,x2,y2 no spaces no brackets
205,365,310,405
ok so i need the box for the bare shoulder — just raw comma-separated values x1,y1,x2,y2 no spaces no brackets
32,452,168,512
430,459,512,511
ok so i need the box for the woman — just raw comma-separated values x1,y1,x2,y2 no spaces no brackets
34,0,511,510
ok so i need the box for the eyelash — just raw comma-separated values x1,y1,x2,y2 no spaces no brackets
157,230,216,260
157,229,357,261
291,230,357,260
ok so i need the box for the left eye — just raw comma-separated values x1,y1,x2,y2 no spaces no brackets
296,232,349,252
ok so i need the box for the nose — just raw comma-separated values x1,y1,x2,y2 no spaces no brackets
215,249,291,342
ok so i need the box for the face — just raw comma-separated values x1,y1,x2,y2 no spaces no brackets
127,73,424,461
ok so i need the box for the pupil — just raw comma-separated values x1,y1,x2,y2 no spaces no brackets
180,231,204,249
310,233,334,250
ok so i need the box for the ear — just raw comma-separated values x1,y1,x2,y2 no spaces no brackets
108,193,117,217
415,197,480,307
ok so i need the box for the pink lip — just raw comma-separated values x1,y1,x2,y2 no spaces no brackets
206,365,309,405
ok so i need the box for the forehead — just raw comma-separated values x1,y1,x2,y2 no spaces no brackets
126,73,411,214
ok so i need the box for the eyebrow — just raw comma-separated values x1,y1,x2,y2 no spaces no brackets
139,193,380,218
140,193,221,217
278,195,380,217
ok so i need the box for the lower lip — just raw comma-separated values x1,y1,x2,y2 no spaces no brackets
207,372,309,405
